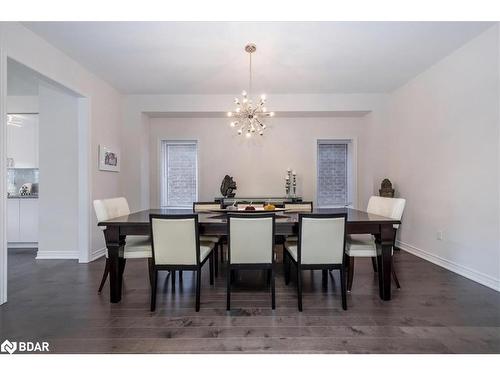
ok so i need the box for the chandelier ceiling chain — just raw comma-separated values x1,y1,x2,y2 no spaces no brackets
249,49,252,97
227,43,274,138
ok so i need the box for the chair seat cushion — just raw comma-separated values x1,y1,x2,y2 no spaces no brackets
200,235,220,243
106,237,213,262
284,241,298,261
124,235,152,259
200,241,215,261
345,234,377,257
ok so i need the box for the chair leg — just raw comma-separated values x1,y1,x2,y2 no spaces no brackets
271,267,276,310
230,269,236,284
347,256,355,292
148,258,154,288
195,268,201,312
322,269,328,288
297,266,303,312
284,252,291,285
171,270,176,289
220,242,225,263
340,266,347,310
209,251,214,285
371,257,378,272
226,266,231,311
98,258,110,294
283,251,288,284
150,270,157,312
392,258,401,289
214,242,219,277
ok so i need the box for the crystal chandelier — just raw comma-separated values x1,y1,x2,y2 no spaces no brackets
227,43,274,137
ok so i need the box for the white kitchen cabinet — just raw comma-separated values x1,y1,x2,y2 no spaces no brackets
7,114,39,168
7,198,38,246
20,199,39,243
7,199,20,243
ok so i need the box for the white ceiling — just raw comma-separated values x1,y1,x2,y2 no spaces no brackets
24,22,493,95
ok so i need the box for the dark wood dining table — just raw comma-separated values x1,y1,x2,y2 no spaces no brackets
98,208,400,304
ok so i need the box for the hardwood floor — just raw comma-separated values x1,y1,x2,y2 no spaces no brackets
1,247,499,353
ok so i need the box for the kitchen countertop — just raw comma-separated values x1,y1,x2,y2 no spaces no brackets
7,195,39,199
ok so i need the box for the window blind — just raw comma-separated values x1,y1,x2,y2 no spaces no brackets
317,141,349,207
161,141,198,208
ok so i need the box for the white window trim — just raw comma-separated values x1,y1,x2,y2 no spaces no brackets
316,139,357,209
160,140,199,209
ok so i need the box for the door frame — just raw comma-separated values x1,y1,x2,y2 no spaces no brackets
0,46,7,305
0,53,92,305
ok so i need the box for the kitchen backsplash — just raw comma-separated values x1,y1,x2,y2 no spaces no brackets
7,168,39,196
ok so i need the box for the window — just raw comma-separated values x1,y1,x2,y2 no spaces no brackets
317,140,353,207
160,141,198,208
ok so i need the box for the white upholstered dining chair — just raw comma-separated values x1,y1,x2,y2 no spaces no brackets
94,197,152,294
284,202,313,212
284,202,313,242
226,213,276,310
193,202,223,276
284,213,348,311
149,214,215,312
345,196,406,291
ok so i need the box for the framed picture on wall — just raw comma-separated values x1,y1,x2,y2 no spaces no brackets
99,144,120,172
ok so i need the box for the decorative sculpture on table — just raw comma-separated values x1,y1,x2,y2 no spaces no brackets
285,168,297,197
379,178,395,198
220,175,237,198
285,169,292,197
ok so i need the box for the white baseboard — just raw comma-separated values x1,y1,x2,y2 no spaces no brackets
35,251,79,260
90,247,106,262
396,240,500,292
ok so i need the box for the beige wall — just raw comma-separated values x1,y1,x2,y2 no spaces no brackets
121,94,386,212
149,116,369,208
368,25,500,290
37,84,79,258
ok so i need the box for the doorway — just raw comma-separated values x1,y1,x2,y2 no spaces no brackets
0,58,91,305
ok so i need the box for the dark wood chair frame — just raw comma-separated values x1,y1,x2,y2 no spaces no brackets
98,257,111,294
149,214,215,312
346,227,401,292
226,213,276,311
284,213,348,311
98,235,152,294
193,201,224,277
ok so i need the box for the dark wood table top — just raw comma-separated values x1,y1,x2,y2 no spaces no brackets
98,207,400,227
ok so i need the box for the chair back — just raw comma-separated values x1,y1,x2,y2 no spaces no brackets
93,197,131,227
193,202,221,212
284,202,313,212
298,213,346,265
149,214,199,265
228,213,275,264
367,196,406,229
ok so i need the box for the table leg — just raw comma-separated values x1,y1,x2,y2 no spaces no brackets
377,224,394,301
104,226,124,303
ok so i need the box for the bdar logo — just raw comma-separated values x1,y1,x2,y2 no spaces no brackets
1,340,17,354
